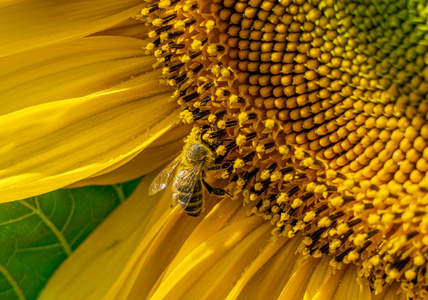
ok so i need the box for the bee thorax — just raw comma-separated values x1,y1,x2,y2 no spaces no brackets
186,143,209,164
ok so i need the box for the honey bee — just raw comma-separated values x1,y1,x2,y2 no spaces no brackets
149,128,228,217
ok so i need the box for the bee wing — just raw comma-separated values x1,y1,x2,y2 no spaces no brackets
172,162,204,210
149,155,182,195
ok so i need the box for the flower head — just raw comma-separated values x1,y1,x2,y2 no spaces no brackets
2,0,428,299
142,0,428,297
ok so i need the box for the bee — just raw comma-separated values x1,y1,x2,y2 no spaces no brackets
149,128,228,217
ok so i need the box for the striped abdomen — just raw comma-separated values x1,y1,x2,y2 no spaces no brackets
172,169,203,217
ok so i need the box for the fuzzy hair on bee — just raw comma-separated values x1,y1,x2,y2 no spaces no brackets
149,127,228,217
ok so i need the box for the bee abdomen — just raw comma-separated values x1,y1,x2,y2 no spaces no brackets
173,177,203,217
179,192,203,216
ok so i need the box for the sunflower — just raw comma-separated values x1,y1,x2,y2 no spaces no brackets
2,0,428,299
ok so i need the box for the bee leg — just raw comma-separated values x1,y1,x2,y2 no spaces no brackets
202,179,232,197
207,162,231,171
201,122,226,149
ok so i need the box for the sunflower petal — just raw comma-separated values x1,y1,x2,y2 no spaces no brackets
149,216,265,299
164,193,243,273
333,265,368,300
0,0,146,57
38,172,170,299
115,199,224,299
277,256,319,300
180,222,274,299
0,36,152,115
147,197,250,296
235,231,302,299
226,236,288,299
309,260,347,300
373,283,402,300
92,18,150,39
69,124,191,187
0,74,177,202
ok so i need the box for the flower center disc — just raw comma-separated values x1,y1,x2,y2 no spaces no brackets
143,0,428,295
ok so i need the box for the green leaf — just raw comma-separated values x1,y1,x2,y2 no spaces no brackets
0,179,140,300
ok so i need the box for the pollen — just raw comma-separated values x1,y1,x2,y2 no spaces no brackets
233,159,245,170
264,119,275,129
216,145,226,156
142,0,428,297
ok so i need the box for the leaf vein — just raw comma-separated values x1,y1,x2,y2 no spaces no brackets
0,264,25,300
0,213,35,226
61,190,75,233
70,224,89,247
16,243,62,252
20,200,72,256
112,184,126,203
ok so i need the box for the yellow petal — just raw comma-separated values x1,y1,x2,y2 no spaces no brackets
112,198,228,299
0,74,177,202
226,236,288,299
236,232,303,299
93,17,150,39
147,197,247,297
0,0,146,57
333,265,368,300
358,276,374,300
149,216,265,299
39,171,170,300
372,283,402,300
278,256,318,300
306,257,346,300
69,124,191,187
163,194,243,275
181,222,275,300
0,36,152,115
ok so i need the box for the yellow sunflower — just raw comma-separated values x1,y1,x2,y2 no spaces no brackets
2,0,428,299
